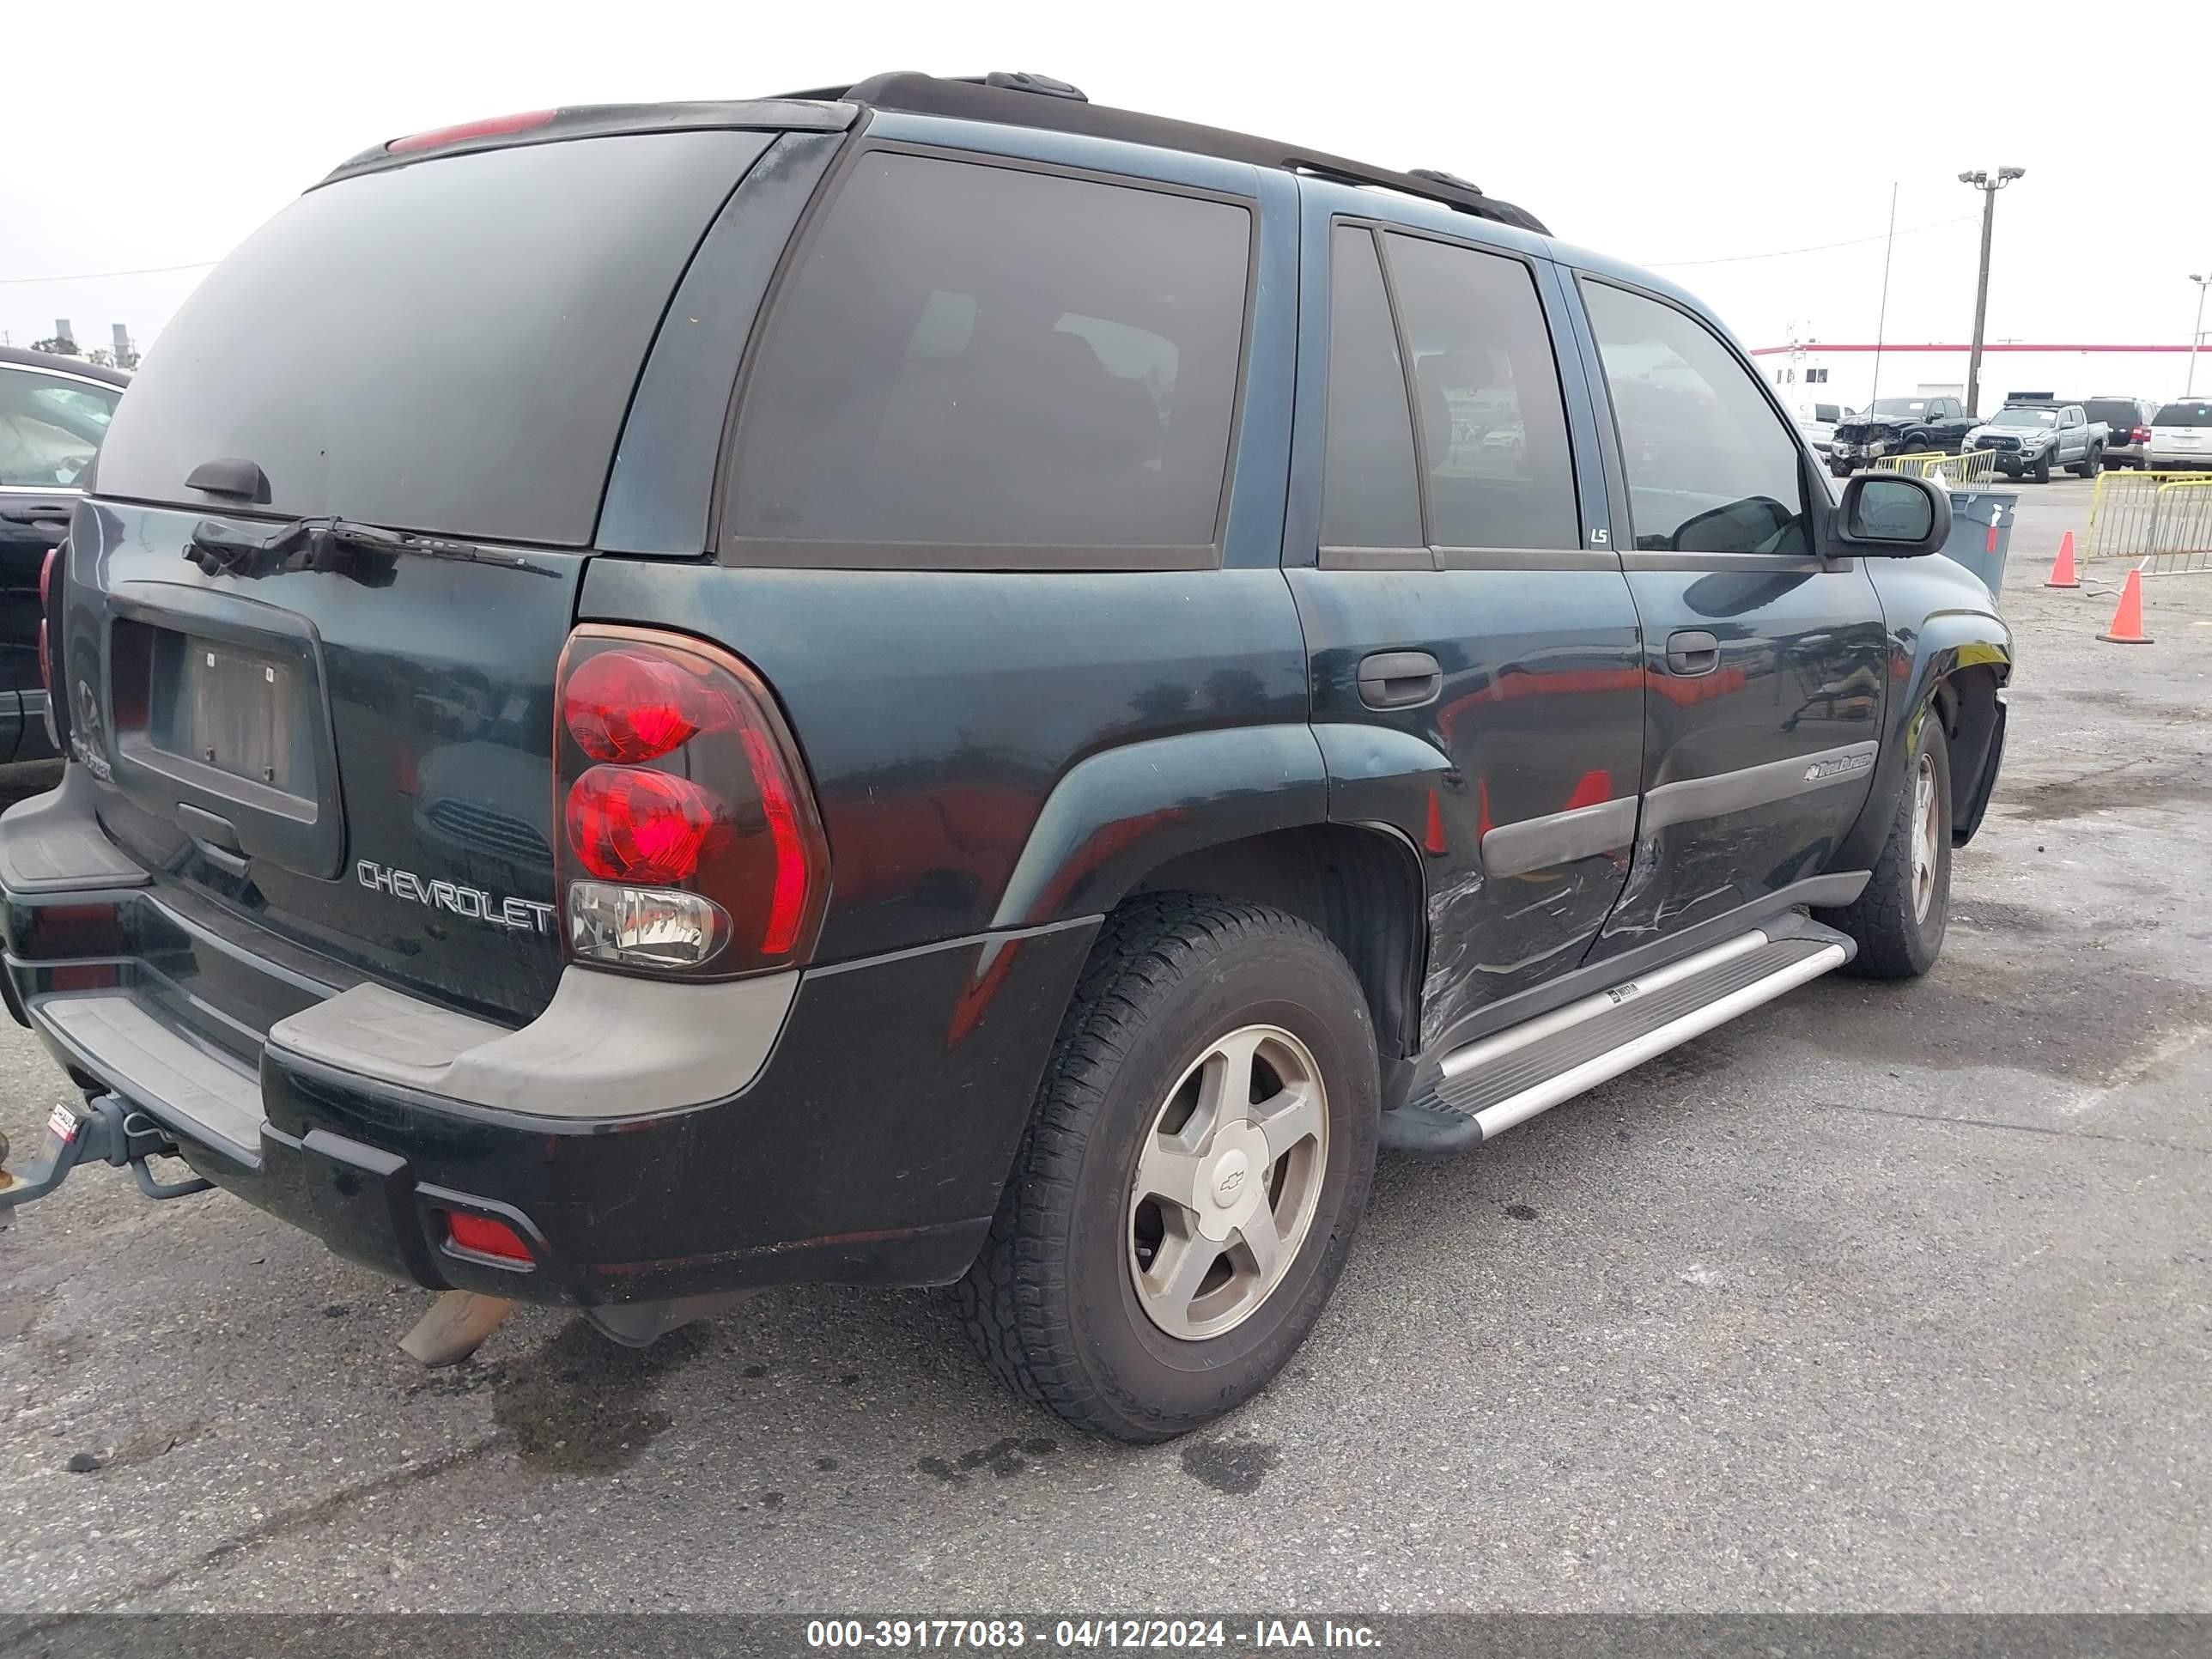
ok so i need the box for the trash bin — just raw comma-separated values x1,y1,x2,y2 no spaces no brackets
1941,489,2020,601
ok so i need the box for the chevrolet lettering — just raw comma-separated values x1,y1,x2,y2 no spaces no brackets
356,861,557,934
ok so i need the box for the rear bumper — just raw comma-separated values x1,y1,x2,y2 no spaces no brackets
2,770,1094,1305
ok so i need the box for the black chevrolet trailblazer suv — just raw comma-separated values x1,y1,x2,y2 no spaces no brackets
0,73,2009,1442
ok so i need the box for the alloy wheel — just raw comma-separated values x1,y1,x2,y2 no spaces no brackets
1126,1024,1328,1340
1910,751,1941,923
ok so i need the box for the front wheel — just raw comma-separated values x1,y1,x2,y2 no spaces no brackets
957,896,1379,1442
1819,713,1952,979
2033,451,2052,483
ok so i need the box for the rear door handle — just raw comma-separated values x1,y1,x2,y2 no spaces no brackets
1664,630,1721,677
1358,651,1443,710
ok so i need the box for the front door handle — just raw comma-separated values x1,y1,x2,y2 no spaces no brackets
1358,650,1443,710
1664,630,1721,677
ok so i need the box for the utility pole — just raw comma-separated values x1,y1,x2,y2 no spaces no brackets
2189,273,2209,397
1869,182,1898,412
1957,167,2024,418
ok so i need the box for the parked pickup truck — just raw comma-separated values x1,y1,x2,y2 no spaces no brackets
0,73,2011,1442
1966,403,2108,483
1827,395,1978,476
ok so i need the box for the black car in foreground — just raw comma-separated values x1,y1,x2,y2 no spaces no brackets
0,346,128,763
0,74,2010,1441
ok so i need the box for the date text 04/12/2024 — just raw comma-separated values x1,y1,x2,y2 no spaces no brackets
803,1620,1383,1650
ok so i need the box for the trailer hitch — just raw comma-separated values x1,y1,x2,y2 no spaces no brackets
0,1095,212,1220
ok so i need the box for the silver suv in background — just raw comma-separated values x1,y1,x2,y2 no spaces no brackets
2147,398,2212,471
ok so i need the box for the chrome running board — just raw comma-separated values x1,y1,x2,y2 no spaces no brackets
1382,919,1853,1154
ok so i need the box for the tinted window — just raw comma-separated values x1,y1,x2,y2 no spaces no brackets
1322,229,1422,550
2154,401,2212,427
2083,399,2140,428
729,153,1250,553
0,367,118,488
1385,234,1579,550
94,131,769,545
1583,280,1808,556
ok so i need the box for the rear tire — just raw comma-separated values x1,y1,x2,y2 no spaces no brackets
956,896,1379,1443
2071,445,2101,478
1820,712,1952,980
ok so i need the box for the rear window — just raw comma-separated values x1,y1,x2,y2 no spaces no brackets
2083,400,2140,428
94,131,772,546
726,151,1251,560
2154,402,2212,427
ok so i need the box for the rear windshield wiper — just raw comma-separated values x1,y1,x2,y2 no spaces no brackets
319,519,560,578
185,516,560,580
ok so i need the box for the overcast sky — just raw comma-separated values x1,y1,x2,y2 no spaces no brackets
8,0,2209,362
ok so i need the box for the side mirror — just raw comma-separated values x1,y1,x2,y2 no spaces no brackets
1832,472,1951,557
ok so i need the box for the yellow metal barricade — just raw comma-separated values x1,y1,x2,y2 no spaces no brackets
2086,471,2212,574
1875,450,1998,486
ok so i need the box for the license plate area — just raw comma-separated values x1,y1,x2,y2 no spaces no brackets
102,583,347,879
150,635,312,797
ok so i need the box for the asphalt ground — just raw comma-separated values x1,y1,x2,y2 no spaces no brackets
3,472,2209,1613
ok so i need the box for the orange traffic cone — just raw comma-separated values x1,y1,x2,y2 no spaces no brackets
2097,566,2153,645
2044,529,2081,588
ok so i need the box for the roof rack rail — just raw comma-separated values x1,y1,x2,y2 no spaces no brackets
778,71,1548,235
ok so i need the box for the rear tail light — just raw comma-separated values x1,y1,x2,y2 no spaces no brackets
386,109,556,155
554,627,829,975
442,1210,532,1264
2134,427,2152,445
37,546,57,693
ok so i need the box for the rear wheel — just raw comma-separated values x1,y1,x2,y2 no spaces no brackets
1819,712,1951,980
956,896,1379,1442
2071,444,2101,477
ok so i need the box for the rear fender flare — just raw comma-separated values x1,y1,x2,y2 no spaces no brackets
988,725,1329,930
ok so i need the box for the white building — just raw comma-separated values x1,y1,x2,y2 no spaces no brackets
1753,342,2206,421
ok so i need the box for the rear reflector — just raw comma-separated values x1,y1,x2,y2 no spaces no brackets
444,1210,532,1263
387,109,556,155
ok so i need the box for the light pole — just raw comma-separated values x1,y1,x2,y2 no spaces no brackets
1957,167,2025,418
2189,273,2209,396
